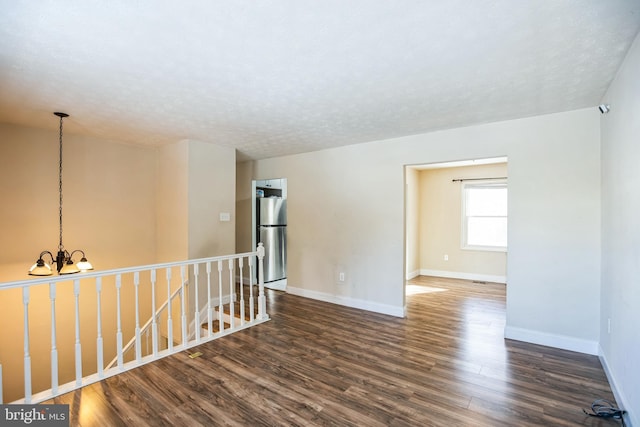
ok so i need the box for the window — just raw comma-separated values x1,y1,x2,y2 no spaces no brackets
462,182,507,251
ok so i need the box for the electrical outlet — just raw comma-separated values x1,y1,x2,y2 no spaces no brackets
339,272,345,282
444,254,449,261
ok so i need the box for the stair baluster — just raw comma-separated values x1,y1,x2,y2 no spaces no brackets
239,257,245,326
193,264,200,343
228,258,235,330
249,256,255,322
180,266,187,347
217,260,224,333
134,272,141,362
206,262,213,338
166,268,173,352
73,279,82,386
116,274,123,370
151,269,158,356
23,287,31,403
49,283,58,395
96,277,104,378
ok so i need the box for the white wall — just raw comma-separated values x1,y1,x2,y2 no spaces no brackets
254,108,601,352
404,167,420,279
600,32,640,426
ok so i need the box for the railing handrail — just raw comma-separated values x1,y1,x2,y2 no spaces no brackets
0,251,258,290
0,244,268,404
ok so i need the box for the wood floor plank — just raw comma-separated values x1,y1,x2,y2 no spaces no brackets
45,276,619,426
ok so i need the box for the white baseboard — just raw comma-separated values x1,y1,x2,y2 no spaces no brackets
599,345,636,427
504,326,598,355
236,275,253,286
265,278,287,291
287,286,405,318
235,275,284,291
420,269,506,284
406,270,420,280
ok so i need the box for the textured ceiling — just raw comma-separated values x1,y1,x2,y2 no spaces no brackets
1,1,639,161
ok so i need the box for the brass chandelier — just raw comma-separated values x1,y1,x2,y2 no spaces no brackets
28,112,93,276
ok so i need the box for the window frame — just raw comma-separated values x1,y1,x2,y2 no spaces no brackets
461,180,508,252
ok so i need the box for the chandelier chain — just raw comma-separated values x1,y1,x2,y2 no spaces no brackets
28,111,93,276
58,114,64,251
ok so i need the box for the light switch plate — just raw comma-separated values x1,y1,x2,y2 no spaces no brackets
219,212,231,222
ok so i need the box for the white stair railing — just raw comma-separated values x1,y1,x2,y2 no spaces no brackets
0,244,267,405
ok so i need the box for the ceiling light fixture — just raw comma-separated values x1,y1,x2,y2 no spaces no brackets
28,112,93,276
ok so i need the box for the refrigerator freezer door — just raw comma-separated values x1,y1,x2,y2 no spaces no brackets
259,226,286,282
259,198,287,226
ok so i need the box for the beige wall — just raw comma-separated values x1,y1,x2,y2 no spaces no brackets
156,141,189,262
0,124,158,279
0,124,236,402
253,108,601,354
155,141,189,345
156,139,236,261
187,140,236,259
0,122,158,402
417,163,507,281
235,161,255,254
186,141,237,316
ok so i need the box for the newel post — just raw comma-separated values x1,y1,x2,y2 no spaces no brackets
257,243,269,320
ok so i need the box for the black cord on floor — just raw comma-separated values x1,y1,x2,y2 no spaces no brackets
583,399,626,426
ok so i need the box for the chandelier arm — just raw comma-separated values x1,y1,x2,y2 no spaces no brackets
69,249,86,259
38,250,55,264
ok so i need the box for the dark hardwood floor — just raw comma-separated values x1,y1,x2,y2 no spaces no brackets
47,276,619,426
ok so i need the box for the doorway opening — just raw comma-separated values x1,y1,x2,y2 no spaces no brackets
252,178,288,291
404,157,508,303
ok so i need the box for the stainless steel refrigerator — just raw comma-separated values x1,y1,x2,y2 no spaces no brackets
257,197,286,283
